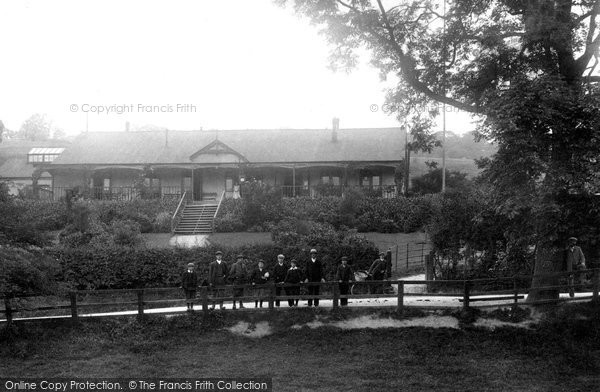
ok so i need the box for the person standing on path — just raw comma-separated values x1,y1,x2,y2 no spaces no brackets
181,262,198,312
565,237,586,297
272,254,288,307
285,259,304,307
336,256,354,306
368,252,387,294
229,254,248,309
251,260,270,308
304,248,325,307
208,250,229,309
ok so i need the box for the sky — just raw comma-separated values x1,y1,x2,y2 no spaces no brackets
0,0,475,136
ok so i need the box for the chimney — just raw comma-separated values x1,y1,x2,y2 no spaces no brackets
165,128,169,147
125,121,130,132
332,117,340,142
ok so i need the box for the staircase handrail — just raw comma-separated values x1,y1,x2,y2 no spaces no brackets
193,204,206,234
171,191,187,233
212,190,226,233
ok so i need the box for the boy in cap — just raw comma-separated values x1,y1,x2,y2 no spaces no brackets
208,250,229,309
251,260,270,308
229,254,248,309
565,237,586,297
181,262,198,312
336,256,354,306
304,248,325,306
285,259,303,307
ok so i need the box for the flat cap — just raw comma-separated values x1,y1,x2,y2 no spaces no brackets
341,256,348,261
187,262,195,267
568,237,578,242
310,248,317,253
215,250,223,255
236,254,245,259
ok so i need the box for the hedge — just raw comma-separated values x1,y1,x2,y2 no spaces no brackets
216,194,440,234
47,238,379,290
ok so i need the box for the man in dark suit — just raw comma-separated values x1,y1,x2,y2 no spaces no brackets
208,250,229,309
565,237,586,297
336,256,354,306
368,252,387,294
181,262,198,312
304,248,325,306
229,254,248,309
272,254,288,307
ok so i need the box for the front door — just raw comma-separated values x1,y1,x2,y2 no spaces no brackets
193,169,202,201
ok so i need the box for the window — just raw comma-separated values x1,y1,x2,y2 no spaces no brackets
144,178,160,189
225,177,234,192
360,170,382,188
321,172,341,186
27,148,65,164
103,178,111,191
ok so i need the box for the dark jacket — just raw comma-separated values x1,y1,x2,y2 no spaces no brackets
208,260,229,285
336,264,354,282
273,262,288,283
285,267,304,284
229,261,248,284
564,246,586,271
181,270,198,290
251,267,270,285
305,258,324,282
368,258,386,280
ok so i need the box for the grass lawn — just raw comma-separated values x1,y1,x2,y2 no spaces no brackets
2,305,599,392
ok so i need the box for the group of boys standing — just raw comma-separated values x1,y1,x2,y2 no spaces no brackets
181,248,386,311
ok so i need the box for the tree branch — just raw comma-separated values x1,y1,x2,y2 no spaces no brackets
374,0,479,113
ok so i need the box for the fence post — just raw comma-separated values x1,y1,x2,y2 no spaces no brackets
69,292,78,323
593,269,599,303
512,277,519,310
4,297,13,326
397,281,404,312
395,246,398,273
201,287,209,316
269,284,275,312
333,283,339,308
463,280,470,310
137,290,144,320
420,243,425,268
406,244,409,271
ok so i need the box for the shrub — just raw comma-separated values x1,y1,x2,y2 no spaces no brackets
0,247,67,295
214,212,246,232
153,211,172,233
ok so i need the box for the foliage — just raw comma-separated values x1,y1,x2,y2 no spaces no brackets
0,247,66,295
17,113,53,141
47,230,378,289
240,180,283,227
284,0,600,296
412,168,471,194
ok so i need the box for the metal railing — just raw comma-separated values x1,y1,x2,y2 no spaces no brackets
277,185,398,198
170,191,188,233
42,186,186,201
212,191,226,233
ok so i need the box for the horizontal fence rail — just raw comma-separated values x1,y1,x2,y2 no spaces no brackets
1,269,599,325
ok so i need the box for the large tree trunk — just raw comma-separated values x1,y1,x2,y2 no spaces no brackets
527,244,563,302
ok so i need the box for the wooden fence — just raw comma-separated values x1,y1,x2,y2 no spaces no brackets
1,268,599,326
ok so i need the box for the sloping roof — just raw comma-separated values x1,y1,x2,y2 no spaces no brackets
0,139,69,158
51,128,404,166
0,157,45,178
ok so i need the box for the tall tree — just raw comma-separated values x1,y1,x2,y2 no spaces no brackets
282,0,600,300
18,113,52,141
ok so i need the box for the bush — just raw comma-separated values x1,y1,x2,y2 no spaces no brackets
0,247,67,295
